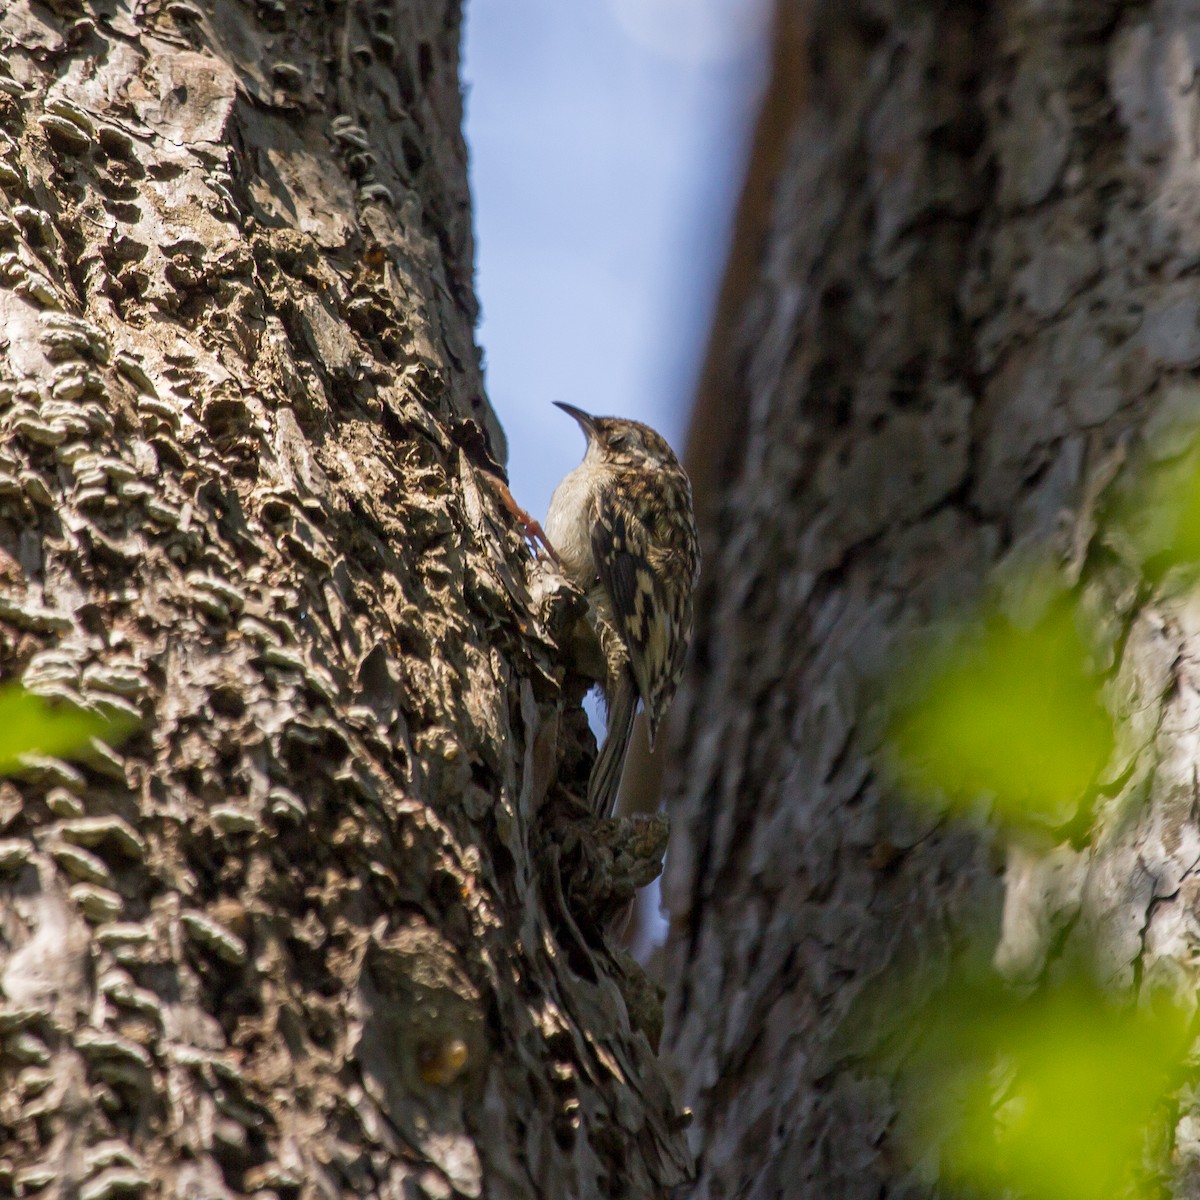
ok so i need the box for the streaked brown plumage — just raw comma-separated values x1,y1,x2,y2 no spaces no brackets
544,403,699,817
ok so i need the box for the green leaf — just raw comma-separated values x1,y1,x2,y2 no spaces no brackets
1115,430,1200,578
0,684,135,776
886,595,1113,829
895,966,1191,1200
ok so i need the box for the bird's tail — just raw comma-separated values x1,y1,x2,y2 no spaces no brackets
588,670,638,818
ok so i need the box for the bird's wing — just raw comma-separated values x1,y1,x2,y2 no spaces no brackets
591,493,680,741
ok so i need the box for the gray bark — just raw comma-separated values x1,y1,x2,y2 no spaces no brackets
662,1,1200,1196
0,2,689,1197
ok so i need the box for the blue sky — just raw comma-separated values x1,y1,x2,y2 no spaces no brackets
463,0,766,521
463,0,765,955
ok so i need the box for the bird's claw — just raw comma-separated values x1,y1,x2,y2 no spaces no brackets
481,471,562,565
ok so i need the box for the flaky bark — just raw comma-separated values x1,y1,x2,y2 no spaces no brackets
0,2,689,1197
664,1,1200,1196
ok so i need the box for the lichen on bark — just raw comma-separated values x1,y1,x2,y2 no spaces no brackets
0,2,689,1196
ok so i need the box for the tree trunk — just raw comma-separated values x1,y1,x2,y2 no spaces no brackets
0,3,689,1197
663,1,1200,1196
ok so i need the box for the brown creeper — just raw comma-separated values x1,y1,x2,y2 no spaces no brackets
545,403,700,817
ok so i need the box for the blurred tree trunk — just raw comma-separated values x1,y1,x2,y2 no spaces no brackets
0,2,689,1197
663,0,1200,1196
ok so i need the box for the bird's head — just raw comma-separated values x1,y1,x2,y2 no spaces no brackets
554,402,681,470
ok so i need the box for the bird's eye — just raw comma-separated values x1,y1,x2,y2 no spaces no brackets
608,434,628,450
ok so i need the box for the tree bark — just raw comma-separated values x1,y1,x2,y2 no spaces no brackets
0,3,689,1197
663,1,1200,1196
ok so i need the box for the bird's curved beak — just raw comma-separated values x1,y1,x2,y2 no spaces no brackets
553,401,597,439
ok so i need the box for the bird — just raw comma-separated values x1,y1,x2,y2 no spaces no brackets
544,403,699,817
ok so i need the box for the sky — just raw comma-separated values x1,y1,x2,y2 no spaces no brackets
462,0,767,955
462,0,768,524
